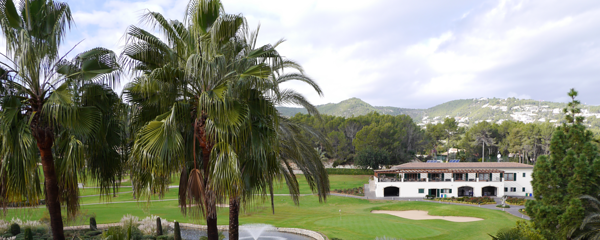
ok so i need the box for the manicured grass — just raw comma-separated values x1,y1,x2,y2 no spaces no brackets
272,174,370,194
5,175,521,239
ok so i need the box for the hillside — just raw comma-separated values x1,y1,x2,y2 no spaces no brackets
277,98,422,118
278,97,600,129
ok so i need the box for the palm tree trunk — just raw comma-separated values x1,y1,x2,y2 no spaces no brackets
482,142,485,162
35,131,65,240
205,192,218,240
229,197,240,240
199,126,218,240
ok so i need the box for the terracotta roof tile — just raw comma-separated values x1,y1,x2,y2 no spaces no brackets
381,162,533,171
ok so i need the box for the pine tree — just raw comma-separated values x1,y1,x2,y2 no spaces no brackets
526,89,600,239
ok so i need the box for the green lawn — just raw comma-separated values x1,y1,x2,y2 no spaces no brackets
5,175,521,239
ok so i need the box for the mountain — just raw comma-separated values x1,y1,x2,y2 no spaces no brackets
278,97,600,129
277,98,421,118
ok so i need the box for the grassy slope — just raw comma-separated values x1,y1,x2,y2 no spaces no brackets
5,175,520,240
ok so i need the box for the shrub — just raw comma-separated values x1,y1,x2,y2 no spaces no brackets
435,196,495,204
10,223,20,236
23,228,32,240
0,220,9,234
103,227,126,240
198,232,225,240
496,204,510,208
326,168,373,175
85,230,103,237
332,187,364,196
138,216,171,236
505,197,527,205
156,235,174,240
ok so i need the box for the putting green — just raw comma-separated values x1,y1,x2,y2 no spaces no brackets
314,215,441,239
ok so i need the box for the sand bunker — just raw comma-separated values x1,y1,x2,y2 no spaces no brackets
372,210,483,222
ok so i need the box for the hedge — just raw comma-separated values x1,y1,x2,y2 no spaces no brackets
326,168,374,175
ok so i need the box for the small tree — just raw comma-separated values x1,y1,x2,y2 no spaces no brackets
526,89,600,239
354,147,390,170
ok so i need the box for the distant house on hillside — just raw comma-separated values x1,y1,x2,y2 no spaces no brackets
370,162,533,198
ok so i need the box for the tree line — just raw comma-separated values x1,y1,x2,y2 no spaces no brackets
290,112,426,169
428,119,556,164
290,111,560,168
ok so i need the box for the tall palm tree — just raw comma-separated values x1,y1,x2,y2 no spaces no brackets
474,130,493,162
0,1,122,239
224,28,329,239
123,1,264,239
123,2,329,239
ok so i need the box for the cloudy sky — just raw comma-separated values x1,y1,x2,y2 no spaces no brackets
31,0,600,108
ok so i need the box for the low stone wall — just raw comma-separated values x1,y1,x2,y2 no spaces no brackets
65,223,328,240
64,223,121,231
178,223,326,240
277,227,327,240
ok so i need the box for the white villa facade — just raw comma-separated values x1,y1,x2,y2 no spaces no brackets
371,162,534,198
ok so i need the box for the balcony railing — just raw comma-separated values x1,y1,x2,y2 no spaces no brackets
377,177,505,183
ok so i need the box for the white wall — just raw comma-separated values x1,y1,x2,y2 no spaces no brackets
375,168,533,198
500,168,534,197
375,180,505,198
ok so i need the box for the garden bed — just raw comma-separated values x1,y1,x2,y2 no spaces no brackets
505,197,527,205
332,187,364,196
427,196,496,205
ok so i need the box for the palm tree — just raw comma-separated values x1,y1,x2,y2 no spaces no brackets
0,1,122,239
474,130,493,162
569,195,600,239
223,27,329,239
123,1,267,239
123,2,329,239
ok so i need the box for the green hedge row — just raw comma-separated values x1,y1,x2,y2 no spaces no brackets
326,168,374,175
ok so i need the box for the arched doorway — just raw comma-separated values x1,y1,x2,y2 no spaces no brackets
384,186,400,197
458,186,473,197
482,186,497,196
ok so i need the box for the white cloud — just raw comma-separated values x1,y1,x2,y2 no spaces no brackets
4,0,600,108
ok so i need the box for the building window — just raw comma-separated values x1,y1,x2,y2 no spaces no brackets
479,173,491,181
506,173,516,181
522,187,526,192
523,173,526,178
418,189,424,194
405,173,419,182
510,187,516,192
504,187,508,192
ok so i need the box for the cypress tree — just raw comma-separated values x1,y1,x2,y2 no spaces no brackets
174,221,181,240
526,89,600,239
24,228,32,240
156,217,163,236
90,217,98,231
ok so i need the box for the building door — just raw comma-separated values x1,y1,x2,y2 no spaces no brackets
428,189,439,197
384,187,400,197
458,186,474,197
482,186,497,196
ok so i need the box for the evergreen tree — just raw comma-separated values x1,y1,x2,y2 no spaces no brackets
526,89,600,239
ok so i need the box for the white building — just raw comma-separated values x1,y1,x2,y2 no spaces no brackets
371,162,533,198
